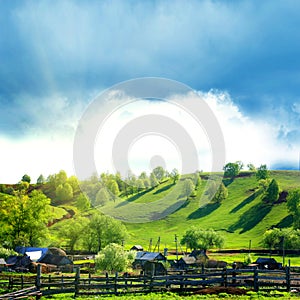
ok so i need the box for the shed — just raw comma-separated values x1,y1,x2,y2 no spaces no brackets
143,261,167,276
177,256,197,269
130,245,144,251
133,251,166,268
6,255,32,272
190,250,209,261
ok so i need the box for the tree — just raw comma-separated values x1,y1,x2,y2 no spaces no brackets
150,172,159,188
256,164,270,180
136,179,145,192
139,172,148,180
95,243,135,273
36,174,45,185
180,227,224,251
83,214,128,252
262,228,300,251
68,175,80,193
152,166,165,182
55,170,68,187
0,190,51,247
247,163,256,171
143,178,150,189
223,162,240,178
193,172,201,189
76,193,90,211
263,178,279,203
170,168,180,184
60,217,88,251
56,183,73,202
212,182,228,203
21,174,31,183
107,180,120,198
287,189,300,229
95,188,110,206
183,179,195,199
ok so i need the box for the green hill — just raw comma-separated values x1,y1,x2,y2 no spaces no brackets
119,171,300,250
28,170,300,251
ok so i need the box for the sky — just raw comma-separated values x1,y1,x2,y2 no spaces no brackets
1,0,300,183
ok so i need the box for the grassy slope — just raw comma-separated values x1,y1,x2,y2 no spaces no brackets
123,171,300,250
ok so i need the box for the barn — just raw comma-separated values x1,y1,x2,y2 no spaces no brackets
130,245,144,251
133,251,166,269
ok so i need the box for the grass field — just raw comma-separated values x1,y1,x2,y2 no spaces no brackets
120,171,300,250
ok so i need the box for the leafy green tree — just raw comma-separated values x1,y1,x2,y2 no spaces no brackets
256,164,270,180
183,179,195,199
212,182,228,203
95,188,110,206
247,163,256,171
193,172,201,189
152,166,165,182
115,172,125,192
36,174,45,185
84,214,128,252
263,178,279,203
95,243,135,273
18,181,29,191
223,162,240,178
258,178,270,192
107,180,120,198
170,168,180,184
262,228,300,251
21,174,31,183
68,175,80,193
139,172,148,180
287,189,300,229
143,178,150,189
180,227,224,251
0,190,51,247
150,172,159,188
136,179,145,192
76,193,90,211
55,170,68,187
60,217,88,251
56,183,73,202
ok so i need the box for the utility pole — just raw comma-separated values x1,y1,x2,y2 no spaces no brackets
175,234,178,261
149,238,152,252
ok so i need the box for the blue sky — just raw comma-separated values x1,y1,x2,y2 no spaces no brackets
0,0,300,182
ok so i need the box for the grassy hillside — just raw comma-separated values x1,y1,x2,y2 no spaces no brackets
42,171,300,251
121,171,300,250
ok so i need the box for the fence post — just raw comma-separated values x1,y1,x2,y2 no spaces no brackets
48,275,51,290
36,264,42,291
106,272,109,292
253,268,258,292
286,266,290,292
21,275,24,289
74,267,80,297
222,267,227,287
114,272,118,295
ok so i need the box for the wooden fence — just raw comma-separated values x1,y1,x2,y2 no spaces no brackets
1,266,300,298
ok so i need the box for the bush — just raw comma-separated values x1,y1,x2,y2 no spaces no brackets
0,247,18,259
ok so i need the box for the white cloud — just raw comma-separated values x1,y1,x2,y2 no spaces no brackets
1,89,299,183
